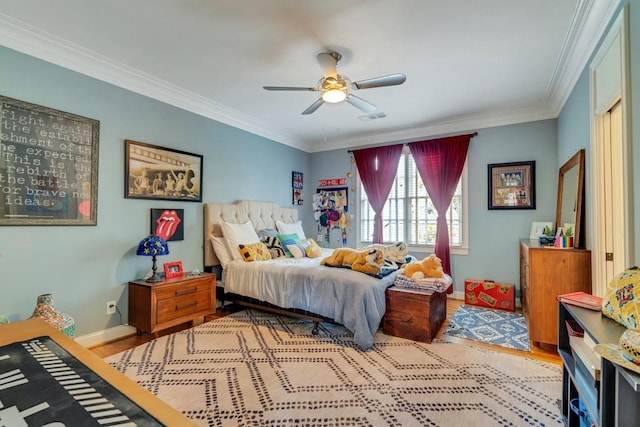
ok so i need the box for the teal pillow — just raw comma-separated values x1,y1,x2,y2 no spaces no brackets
277,233,301,257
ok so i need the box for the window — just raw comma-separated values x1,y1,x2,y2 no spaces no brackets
359,149,466,250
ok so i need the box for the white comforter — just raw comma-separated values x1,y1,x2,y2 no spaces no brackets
223,249,397,350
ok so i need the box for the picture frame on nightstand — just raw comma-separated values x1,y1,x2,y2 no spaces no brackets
163,261,183,278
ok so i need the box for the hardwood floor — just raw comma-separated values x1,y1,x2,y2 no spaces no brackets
90,298,561,365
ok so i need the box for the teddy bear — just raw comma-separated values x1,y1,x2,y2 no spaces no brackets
400,254,444,279
321,247,384,275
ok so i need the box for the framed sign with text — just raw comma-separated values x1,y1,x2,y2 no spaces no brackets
0,95,100,225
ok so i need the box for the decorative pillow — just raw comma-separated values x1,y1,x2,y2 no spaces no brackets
287,241,311,258
303,238,322,258
238,242,272,262
257,228,279,239
261,235,285,259
221,221,260,261
276,220,306,240
210,236,233,268
602,266,640,330
277,233,301,257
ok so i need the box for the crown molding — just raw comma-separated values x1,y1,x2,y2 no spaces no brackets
546,0,621,114
307,105,557,153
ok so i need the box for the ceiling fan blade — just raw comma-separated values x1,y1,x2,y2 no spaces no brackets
316,52,338,78
263,86,317,91
346,95,376,113
352,73,406,90
302,98,325,115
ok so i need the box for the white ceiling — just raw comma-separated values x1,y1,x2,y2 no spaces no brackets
0,1,619,153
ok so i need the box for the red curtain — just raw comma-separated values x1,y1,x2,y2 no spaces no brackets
408,134,473,285
352,145,403,243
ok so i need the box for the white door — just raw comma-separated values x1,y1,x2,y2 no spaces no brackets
601,102,625,283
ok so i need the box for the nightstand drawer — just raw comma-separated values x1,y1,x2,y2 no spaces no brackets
155,279,210,301
157,290,212,323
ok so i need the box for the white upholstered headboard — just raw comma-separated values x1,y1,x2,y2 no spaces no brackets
203,200,298,268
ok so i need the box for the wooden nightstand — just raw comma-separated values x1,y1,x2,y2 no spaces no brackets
383,285,447,343
128,272,216,336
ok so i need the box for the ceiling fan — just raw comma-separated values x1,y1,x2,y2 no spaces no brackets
263,51,406,115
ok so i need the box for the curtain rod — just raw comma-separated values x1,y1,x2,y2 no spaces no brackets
347,132,478,153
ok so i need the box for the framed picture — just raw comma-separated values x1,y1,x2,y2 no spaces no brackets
0,95,100,225
125,140,203,202
150,208,184,241
163,261,183,279
529,221,553,239
488,161,536,210
292,188,303,205
292,171,303,189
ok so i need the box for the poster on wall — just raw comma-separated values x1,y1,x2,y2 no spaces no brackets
150,208,184,241
313,186,350,244
292,171,303,205
125,140,203,202
0,95,100,225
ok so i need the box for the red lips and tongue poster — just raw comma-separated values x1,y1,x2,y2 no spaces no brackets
150,208,184,241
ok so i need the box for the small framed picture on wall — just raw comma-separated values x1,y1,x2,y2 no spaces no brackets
488,161,536,210
292,171,303,189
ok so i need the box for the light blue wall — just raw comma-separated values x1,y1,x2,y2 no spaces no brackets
311,120,559,295
557,0,639,265
0,46,310,335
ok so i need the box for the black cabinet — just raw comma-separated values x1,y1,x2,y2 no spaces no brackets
559,302,640,426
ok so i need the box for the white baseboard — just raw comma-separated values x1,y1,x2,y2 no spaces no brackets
75,324,136,348
449,290,464,300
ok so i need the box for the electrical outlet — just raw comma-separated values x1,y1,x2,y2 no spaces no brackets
106,300,116,315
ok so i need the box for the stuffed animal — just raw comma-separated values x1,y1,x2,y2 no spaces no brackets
400,254,444,280
361,241,408,265
321,247,384,275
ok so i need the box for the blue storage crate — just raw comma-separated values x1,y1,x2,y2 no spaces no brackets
570,398,594,427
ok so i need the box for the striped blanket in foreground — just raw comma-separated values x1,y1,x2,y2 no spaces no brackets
106,309,562,426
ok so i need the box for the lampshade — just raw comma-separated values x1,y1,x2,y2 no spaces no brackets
137,235,169,282
137,235,169,257
322,88,347,103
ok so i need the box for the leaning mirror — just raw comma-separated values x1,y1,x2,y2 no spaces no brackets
555,149,585,248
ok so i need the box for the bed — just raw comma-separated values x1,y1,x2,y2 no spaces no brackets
203,200,398,350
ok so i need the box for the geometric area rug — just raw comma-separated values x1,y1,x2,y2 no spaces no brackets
105,309,560,426
443,305,531,352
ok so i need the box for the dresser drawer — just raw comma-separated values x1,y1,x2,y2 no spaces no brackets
155,279,210,301
156,290,212,324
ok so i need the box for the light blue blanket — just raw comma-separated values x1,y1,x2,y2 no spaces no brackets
223,249,397,350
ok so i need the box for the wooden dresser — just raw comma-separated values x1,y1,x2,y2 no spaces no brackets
129,272,216,336
519,239,592,346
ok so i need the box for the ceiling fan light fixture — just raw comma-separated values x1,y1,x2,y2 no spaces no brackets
322,89,347,103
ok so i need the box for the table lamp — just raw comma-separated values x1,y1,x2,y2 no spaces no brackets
136,235,169,282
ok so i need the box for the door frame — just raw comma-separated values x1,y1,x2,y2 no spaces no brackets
589,6,633,295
